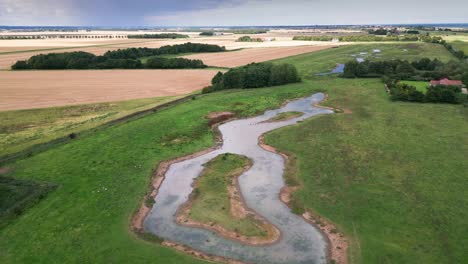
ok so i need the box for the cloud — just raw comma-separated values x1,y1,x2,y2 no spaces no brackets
0,0,467,26
0,0,78,25
145,0,468,26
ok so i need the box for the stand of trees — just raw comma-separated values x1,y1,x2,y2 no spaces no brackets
202,63,301,93
343,58,468,81
145,57,205,69
199,32,215,36
12,43,225,70
127,33,189,39
236,36,263,42
386,80,466,104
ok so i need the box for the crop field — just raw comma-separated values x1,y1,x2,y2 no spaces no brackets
0,95,183,157
0,69,217,111
1,40,467,264
184,45,333,67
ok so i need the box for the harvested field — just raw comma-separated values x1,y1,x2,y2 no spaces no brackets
0,70,217,111
184,46,334,67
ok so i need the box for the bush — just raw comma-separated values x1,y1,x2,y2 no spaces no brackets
199,32,215,36
236,36,263,42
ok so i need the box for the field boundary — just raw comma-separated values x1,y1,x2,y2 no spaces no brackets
0,94,198,166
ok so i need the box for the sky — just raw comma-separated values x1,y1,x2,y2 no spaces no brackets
1,0,467,27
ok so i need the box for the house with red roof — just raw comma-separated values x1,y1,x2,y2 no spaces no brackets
430,78,463,87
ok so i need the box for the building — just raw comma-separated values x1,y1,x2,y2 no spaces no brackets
430,78,463,87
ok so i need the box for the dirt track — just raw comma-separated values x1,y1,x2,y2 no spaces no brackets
0,70,217,111
184,46,333,67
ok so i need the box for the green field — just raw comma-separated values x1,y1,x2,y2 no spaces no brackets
400,80,430,92
450,41,468,54
271,43,455,77
0,96,182,157
1,42,466,264
188,153,267,237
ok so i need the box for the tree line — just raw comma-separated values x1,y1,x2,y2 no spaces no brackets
342,58,468,82
127,33,189,39
202,63,301,93
11,43,225,70
386,80,466,104
236,36,263,42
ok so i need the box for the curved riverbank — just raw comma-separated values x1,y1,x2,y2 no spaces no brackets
133,93,347,264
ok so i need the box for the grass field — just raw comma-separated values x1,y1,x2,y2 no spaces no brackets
450,40,468,54
1,42,466,264
188,153,267,237
0,176,56,229
271,43,455,77
0,96,182,157
400,80,429,92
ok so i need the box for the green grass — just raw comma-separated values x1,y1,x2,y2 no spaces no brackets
450,41,468,54
400,80,429,92
1,43,464,263
189,153,267,237
0,176,56,229
0,81,323,264
0,96,181,157
266,111,304,122
271,43,455,77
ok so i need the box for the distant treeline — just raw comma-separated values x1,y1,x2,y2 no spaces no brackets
342,58,468,82
202,63,301,93
127,33,189,39
12,43,225,70
199,32,215,36
236,36,263,42
293,35,419,42
386,81,466,104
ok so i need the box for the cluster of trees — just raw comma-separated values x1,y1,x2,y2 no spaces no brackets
386,80,466,104
343,58,468,82
199,32,215,36
104,43,226,59
202,63,301,93
127,33,189,39
11,42,225,70
11,51,208,70
368,28,392,35
236,36,263,42
145,57,205,69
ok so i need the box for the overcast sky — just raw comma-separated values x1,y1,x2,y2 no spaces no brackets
1,0,467,27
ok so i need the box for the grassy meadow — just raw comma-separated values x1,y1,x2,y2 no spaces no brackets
0,95,182,157
400,80,429,92
450,40,468,54
1,42,467,264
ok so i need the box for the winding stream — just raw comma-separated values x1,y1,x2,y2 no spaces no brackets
144,93,334,264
